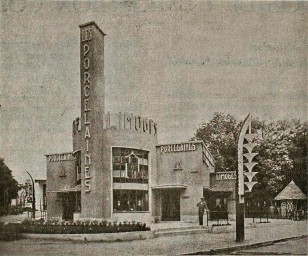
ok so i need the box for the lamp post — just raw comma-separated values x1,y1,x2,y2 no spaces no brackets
26,171,36,219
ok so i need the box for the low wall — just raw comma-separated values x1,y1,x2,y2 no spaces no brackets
22,231,154,242
112,212,153,224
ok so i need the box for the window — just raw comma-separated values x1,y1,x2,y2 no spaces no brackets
112,147,149,184
215,197,227,211
113,190,149,212
74,151,81,183
43,184,46,198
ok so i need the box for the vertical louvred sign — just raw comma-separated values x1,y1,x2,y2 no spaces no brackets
243,133,258,192
237,114,259,203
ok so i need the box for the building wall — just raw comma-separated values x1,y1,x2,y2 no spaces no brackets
34,181,46,212
210,172,236,219
46,153,76,220
155,141,214,221
210,172,236,191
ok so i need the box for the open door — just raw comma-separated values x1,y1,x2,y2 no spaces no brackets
62,192,75,221
161,189,180,221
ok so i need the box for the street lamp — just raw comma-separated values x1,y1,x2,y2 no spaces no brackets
26,171,36,219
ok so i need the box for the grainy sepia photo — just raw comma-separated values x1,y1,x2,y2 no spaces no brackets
0,1,307,255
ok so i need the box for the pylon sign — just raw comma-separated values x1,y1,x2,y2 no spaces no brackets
236,114,259,242
238,114,259,203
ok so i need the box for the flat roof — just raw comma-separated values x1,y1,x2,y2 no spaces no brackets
35,179,46,183
79,21,106,36
45,152,74,156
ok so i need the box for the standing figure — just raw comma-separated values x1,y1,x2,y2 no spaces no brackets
197,197,208,225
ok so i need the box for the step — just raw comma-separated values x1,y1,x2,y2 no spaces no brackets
152,225,205,233
154,227,211,237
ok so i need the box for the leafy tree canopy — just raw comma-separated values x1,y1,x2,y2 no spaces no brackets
193,113,307,201
0,158,19,213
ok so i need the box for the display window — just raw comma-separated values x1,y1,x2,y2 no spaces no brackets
113,190,149,212
112,147,149,184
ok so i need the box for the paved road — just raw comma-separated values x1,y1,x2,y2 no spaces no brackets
228,237,307,255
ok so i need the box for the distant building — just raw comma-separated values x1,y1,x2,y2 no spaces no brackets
46,22,236,223
34,179,47,213
24,179,33,209
274,180,307,219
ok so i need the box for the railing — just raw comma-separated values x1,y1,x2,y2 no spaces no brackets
252,211,269,223
285,210,306,221
113,170,148,184
247,208,307,221
113,177,148,184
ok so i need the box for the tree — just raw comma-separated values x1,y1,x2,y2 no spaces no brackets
194,112,240,173
287,121,308,194
194,113,307,203
252,119,308,202
0,158,19,215
252,120,295,202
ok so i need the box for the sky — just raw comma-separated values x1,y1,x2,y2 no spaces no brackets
0,1,307,183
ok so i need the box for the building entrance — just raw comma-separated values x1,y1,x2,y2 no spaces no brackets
62,192,75,221
161,189,180,221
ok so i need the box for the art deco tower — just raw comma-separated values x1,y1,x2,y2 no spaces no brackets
79,22,106,218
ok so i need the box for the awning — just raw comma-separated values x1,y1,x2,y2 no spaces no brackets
152,184,188,189
204,186,234,193
35,179,46,184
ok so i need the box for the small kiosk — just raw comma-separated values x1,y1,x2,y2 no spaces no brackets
274,180,307,220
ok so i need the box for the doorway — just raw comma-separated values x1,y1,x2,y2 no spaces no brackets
161,189,180,221
62,192,75,221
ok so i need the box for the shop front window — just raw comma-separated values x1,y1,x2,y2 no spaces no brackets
112,148,149,184
215,197,227,211
113,190,149,212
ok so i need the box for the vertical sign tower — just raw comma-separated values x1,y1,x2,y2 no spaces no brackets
79,22,106,218
236,114,259,242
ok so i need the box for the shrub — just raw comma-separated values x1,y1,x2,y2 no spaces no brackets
18,219,150,234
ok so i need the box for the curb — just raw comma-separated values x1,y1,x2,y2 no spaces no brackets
154,227,211,237
184,235,308,255
21,230,155,242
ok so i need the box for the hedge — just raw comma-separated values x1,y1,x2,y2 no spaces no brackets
0,219,150,237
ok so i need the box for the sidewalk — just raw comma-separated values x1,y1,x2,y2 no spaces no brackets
181,219,307,255
149,218,303,236
0,217,306,255
1,213,307,248
0,212,29,223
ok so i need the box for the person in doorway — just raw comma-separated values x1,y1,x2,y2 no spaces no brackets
197,197,208,225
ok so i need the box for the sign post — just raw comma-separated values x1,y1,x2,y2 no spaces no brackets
236,114,259,242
